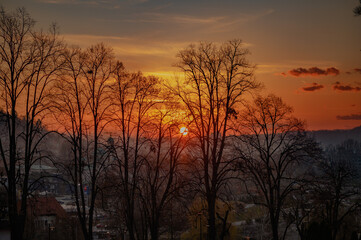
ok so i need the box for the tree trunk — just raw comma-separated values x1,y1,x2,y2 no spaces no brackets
10,216,25,240
208,194,216,240
127,212,136,240
270,215,279,240
219,210,229,240
150,221,158,240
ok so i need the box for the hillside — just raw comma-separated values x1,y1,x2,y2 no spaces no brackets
308,125,361,147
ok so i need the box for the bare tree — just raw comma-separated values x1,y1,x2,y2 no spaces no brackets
234,94,320,240
138,104,188,240
0,7,63,239
51,46,89,239
52,44,113,240
82,43,113,240
284,179,316,240
172,39,258,239
108,65,160,240
354,0,361,16
312,140,361,240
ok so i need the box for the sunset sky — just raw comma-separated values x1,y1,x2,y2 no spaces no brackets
3,0,361,130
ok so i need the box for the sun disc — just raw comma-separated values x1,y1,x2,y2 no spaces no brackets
180,126,188,136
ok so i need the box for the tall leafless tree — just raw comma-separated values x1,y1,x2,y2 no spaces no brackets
172,39,258,240
52,44,113,240
82,43,113,240
312,140,361,240
0,7,63,240
138,104,188,240
52,46,89,239
108,65,160,240
234,94,320,240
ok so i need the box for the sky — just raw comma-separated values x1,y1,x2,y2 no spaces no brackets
2,0,361,130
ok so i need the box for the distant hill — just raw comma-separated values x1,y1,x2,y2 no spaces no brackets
308,126,361,147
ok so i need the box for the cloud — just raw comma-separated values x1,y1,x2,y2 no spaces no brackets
61,33,193,72
336,114,361,120
37,0,97,5
125,13,225,24
333,82,361,92
63,34,178,52
302,83,324,92
275,72,287,77
123,9,274,35
354,68,361,74
172,15,224,24
287,67,340,77
38,0,148,4
36,0,149,9
206,9,274,33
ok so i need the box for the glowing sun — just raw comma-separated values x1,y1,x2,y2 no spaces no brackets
180,126,188,136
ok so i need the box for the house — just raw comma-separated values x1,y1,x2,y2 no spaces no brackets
24,196,73,240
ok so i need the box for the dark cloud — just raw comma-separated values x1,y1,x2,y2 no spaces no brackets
354,68,361,74
302,82,324,92
336,114,361,120
333,82,361,92
288,67,340,77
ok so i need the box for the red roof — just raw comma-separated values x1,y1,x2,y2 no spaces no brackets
27,196,67,219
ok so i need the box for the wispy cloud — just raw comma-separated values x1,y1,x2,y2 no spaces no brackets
36,0,97,5
354,68,361,74
336,114,361,120
36,0,148,7
172,15,224,24
282,67,340,77
62,33,190,54
123,8,274,33
206,9,274,33
333,82,361,92
124,13,225,24
302,82,324,92
61,33,192,72
62,34,132,47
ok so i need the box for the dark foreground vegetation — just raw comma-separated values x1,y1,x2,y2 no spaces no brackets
0,6,361,240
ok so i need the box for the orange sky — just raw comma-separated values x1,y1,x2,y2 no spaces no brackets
3,0,361,130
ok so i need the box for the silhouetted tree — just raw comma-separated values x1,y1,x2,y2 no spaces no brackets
51,46,90,239
234,95,320,240
306,222,331,240
52,44,113,240
286,183,315,240
354,0,361,16
138,105,188,240
313,140,361,240
108,65,160,240
0,7,63,239
172,39,258,240
350,231,359,240
82,43,113,240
